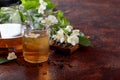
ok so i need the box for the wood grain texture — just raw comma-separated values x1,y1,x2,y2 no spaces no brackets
0,0,120,80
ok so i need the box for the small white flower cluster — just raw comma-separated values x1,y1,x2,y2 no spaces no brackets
41,15,58,27
38,0,58,27
38,0,48,14
52,25,85,46
19,0,91,47
7,52,17,60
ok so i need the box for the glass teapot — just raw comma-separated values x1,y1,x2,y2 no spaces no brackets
0,1,22,53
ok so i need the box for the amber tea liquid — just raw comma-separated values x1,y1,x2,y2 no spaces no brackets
0,37,22,52
23,30,50,63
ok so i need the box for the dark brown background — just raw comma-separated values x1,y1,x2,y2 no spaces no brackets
0,0,120,80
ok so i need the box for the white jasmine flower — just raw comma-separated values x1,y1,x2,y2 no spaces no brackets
41,15,58,27
71,29,80,36
38,6,45,14
39,0,47,7
42,2,47,7
38,5,46,14
53,29,65,43
56,33,65,43
67,35,79,46
39,0,44,3
52,34,65,43
38,0,47,14
65,25,73,32
7,52,17,60
60,37,65,43
48,15,58,25
57,29,64,34
41,18,50,27
59,37,65,43
52,35,57,40
40,2,47,9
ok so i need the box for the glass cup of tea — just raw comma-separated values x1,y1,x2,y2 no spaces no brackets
23,26,50,63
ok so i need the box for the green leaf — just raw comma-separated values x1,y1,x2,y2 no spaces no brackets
61,17,70,26
0,58,9,64
21,0,40,10
79,36,92,47
57,10,64,20
46,3,56,10
19,11,27,23
44,0,56,10
44,0,51,2
57,10,70,27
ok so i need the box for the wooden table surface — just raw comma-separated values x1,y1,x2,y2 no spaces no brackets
0,0,120,80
